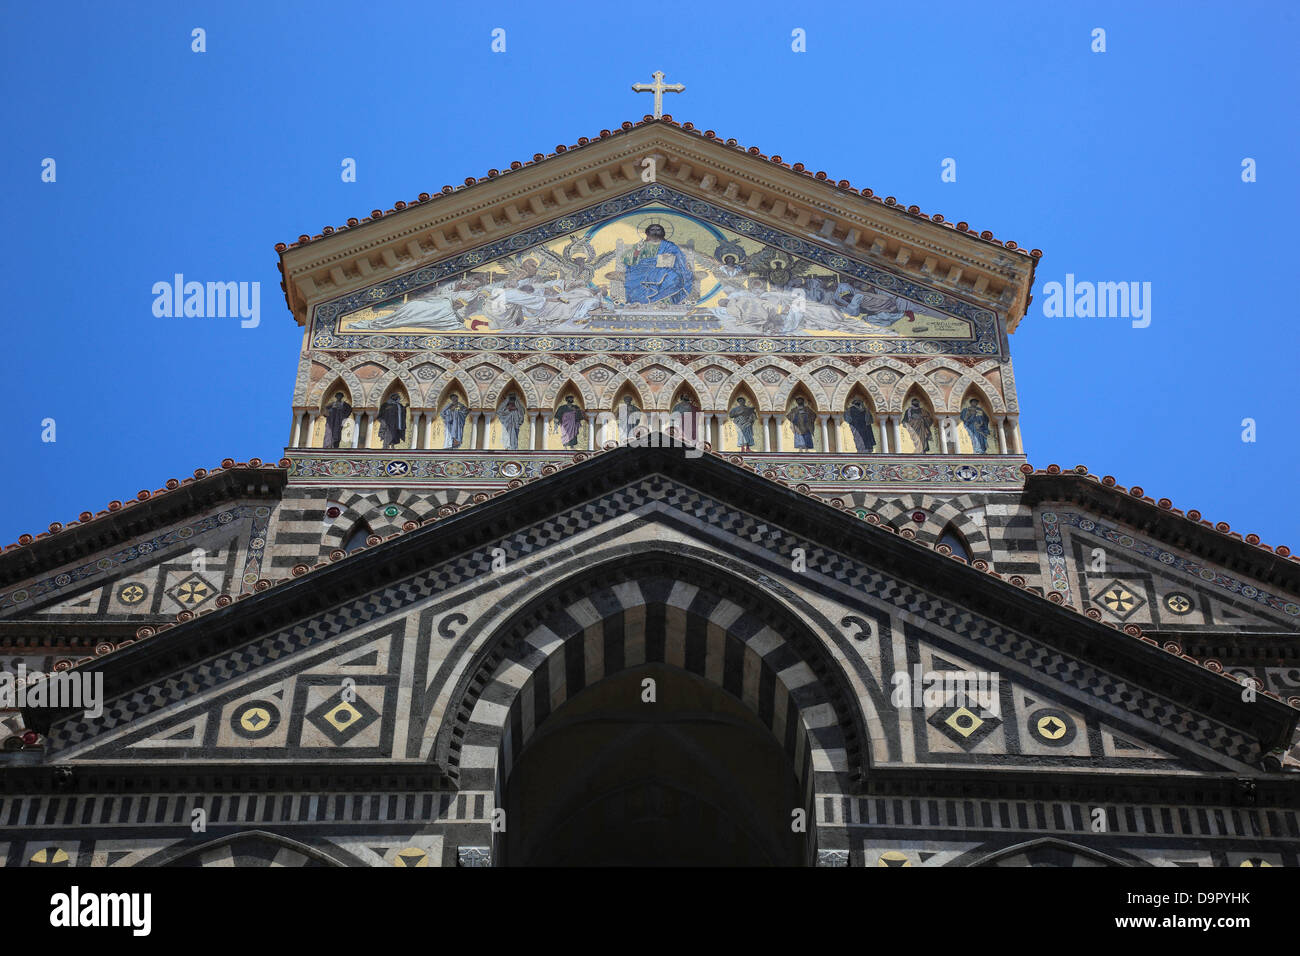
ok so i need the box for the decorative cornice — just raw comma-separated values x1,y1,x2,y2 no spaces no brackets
27,446,1296,754
277,120,1041,331
0,461,288,588
1022,465,1300,595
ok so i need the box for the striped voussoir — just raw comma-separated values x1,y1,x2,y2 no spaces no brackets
316,488,454,557
451,566,866,814
869,493,992,559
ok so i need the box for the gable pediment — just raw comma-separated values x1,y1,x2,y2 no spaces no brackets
305,186,999,359
278,122,1038,329
32,447,1295,783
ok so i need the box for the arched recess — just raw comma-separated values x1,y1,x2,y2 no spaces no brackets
429,380,475,450
838,385,880,455
547,383,588,450
437,553,869,865
781,384,821,452
489,378,531,451
970,837,1132,868
341,521,372,554
954,384,1000,454
312,378,355,448
722,384,763,453
158,830,344,867
667,384,703,443
897,387,939,454
608,381,647,445
937,523,972,562
369,379,412,450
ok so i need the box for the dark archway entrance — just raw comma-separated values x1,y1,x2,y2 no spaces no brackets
501,664,810,866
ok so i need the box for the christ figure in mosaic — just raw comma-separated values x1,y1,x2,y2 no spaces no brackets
323,392,352,449
623,224,693,305
960,398,991,453
441,394,470,449
553,395,584,448
786,397,816,451
844,398,876,454
377,393,407,449
902,397,935,453
496,393,526,450
728,396,757,451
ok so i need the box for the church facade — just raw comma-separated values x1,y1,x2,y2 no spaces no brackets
2,115,1298,867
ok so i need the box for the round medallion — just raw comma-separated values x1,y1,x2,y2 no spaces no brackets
1163,592,1195,615
232,700,281,739
117,583,147,605
500,461,523,479
1028,707,1077,747
384,506,401,518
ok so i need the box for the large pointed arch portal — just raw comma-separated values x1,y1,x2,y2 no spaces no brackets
439,554,868,866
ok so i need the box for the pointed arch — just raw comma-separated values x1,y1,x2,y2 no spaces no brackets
896,387,939,454
722,382,763,453
369,379,413,450
947,371,1006,414
547,383,589,451
429,378,475,450
838,383,880,455
954,382,1001,454
311,378,355,448
781,382,821,452
885,369,944,414
540,371,597,409
488,378,532,451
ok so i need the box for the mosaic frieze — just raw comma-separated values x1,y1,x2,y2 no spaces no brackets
311,186,1001,357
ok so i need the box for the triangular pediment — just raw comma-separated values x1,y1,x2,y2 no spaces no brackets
279,121,1038,331
35,447,1294,785
308,187,995,357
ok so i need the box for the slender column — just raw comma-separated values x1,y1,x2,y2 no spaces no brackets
533,413,544,450
1006,416,1021,454
995,416,1007,454
586,414,596,450
350,413,362,449
817,414,830,453
891,416,903,453
775,416,785,452
829,415,842,453
425,415,436,450
943,416,958,453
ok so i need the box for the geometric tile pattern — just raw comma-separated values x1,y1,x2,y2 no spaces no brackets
48,476,1261,771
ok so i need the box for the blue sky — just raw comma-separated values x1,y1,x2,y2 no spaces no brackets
2,0,1297,548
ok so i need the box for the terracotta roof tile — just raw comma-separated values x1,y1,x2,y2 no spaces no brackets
275,117,1039,260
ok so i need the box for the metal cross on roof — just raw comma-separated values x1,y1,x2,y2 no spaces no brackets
631,70,684,119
